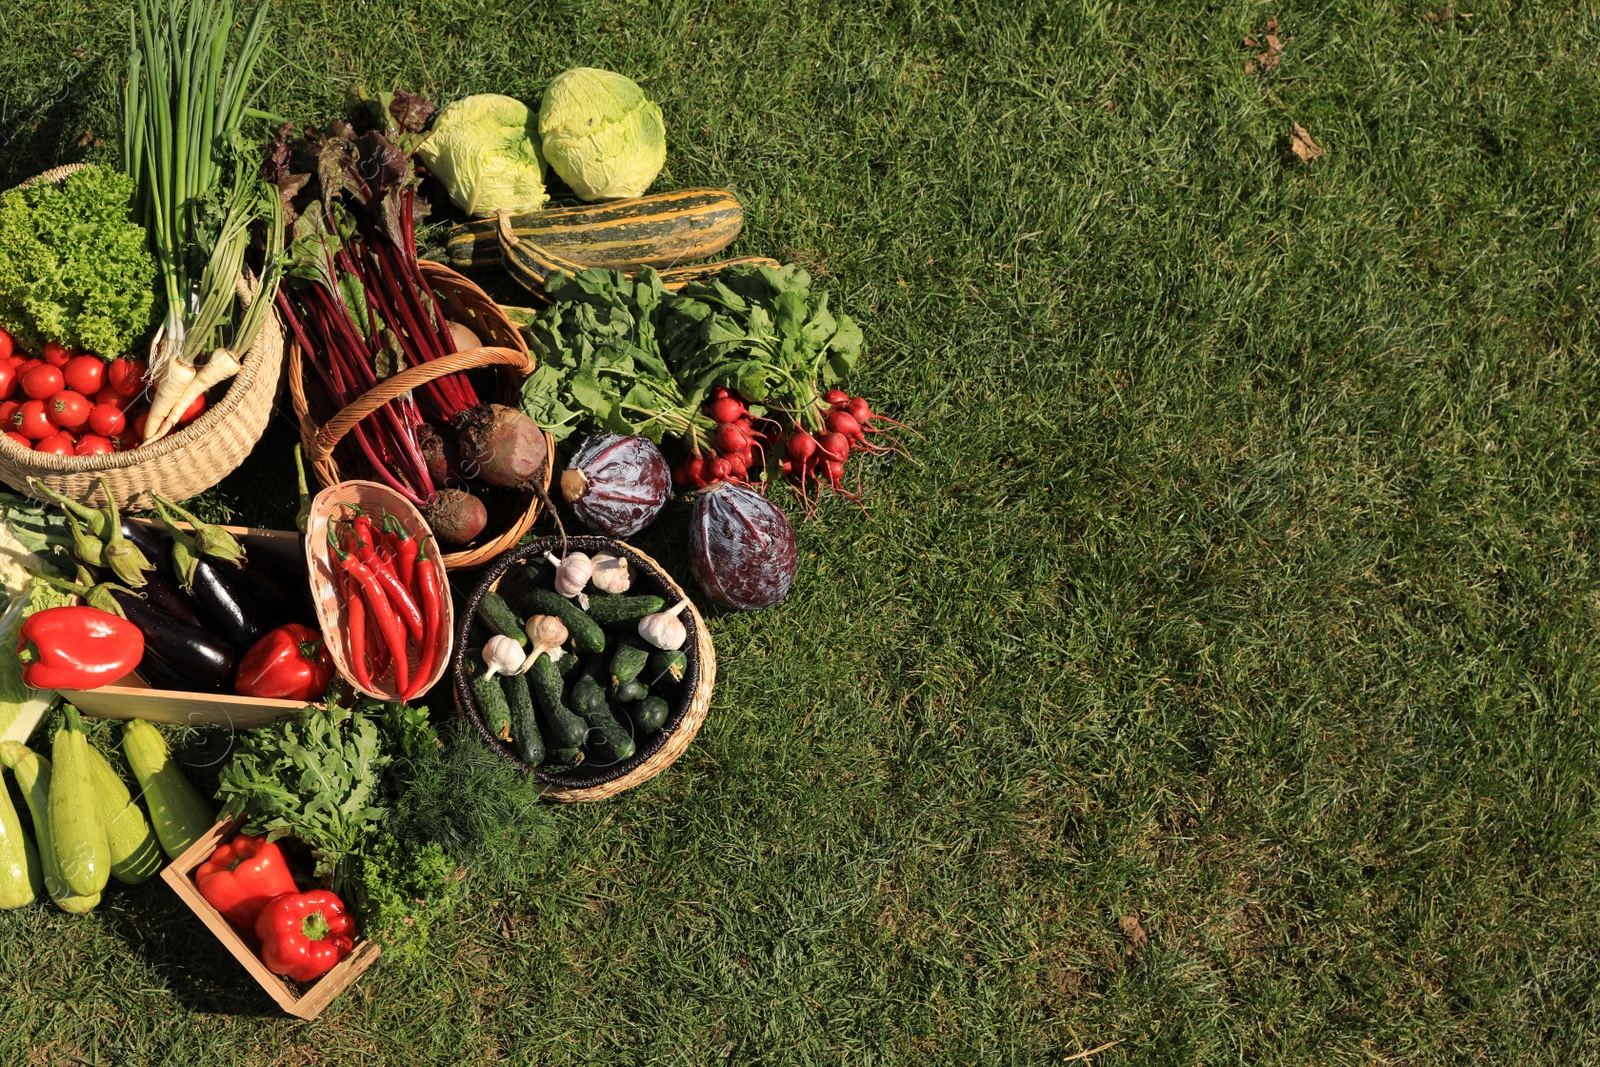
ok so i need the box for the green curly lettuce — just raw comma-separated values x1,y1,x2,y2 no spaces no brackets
0,165,157,357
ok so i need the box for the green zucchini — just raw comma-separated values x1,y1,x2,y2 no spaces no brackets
610,641,650,687
0,741,97,912
85,744,161,885
585,593,665,626
122,720,215,860
473,671,514,742
477,592,527,646
522,588,605,654
648,648,687,684
0,763,39,909
570,667,635,763
442,188,746,271
503,672,543,767
633,696,670,735
531,654,590,748
49,707,109,898
612,678,649,704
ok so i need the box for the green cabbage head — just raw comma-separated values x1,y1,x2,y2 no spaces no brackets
418,94,548,217
538,68,666,201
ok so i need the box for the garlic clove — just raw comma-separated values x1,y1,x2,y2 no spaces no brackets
637,599,691,651
590,552,632,594
545,550,594,598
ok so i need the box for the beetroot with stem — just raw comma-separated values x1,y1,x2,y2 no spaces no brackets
561,434,672,537
456,402,566,543
423,488,488,545
689,481,798,611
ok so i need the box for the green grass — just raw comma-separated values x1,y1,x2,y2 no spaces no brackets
3,0,1600,1062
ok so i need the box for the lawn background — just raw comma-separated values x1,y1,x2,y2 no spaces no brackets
2,0,1599,1063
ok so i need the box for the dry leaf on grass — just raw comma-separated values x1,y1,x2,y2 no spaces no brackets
1290,122,1323,164
1118,914,1148,952
1244,16,1285,73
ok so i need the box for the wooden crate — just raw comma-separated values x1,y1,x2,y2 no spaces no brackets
63,523,311,728
161,816,382,1020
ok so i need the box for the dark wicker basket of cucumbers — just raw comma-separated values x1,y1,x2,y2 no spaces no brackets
451,535,715,801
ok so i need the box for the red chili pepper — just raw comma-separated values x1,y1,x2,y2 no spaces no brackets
404,552,442,700
334,542,408,694
17,605,144,690
353,514,377,564
338,564,373,692
254,889,355,982
235,623,336,701
195,833,299,933
368,555,423,644
384,514,418,588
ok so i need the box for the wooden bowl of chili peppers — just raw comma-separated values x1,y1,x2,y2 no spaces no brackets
303,481,453,702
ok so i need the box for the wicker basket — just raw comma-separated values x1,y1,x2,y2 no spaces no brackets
452,535,715,802
288,261,549,570
0,164,285,510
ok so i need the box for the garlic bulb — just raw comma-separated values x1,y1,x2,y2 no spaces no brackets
482,634,525,679
590,552,632,594
518,614,569,673
546,551,593,597
637,599,691,651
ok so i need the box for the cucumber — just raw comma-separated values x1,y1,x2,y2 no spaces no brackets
48,707,109,898
85,745,161,885
473,671,514,742
556,652,580,676
571,667,635,762
122,720,215,861
0,763,39,909
612,678,649,704
531,654,590,749
0,742,97,912
633,696,670,734
477,592,527,646
585,593,665,626
648,648,688,684
503,672,543,767
523,588,605,654
610,641,650,687
546,747,584,768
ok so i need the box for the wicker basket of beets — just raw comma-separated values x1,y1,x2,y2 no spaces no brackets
452,535,714,801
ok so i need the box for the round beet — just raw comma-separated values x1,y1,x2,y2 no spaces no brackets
689,482,798,611
560,433,671,537
457,403,548,489
423,488,489,545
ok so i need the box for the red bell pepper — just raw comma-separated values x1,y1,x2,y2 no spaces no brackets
234,624,335,701
255,889,355,982
16,605,144,690
195,833,299,932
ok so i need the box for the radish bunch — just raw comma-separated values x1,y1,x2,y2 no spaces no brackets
779,389,908,503
671,388,780,489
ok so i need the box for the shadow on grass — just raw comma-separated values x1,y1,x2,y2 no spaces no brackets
0,56,112,189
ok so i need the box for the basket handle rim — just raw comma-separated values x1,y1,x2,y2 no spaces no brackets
311,345,532,461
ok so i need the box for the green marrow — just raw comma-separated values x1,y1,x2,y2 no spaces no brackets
648,648,687,684
633,696,670,734
531,654,590,749
523,588,605,654
49,707,109,898
503,672,543,767
585,593,665,626
0,762,39,909
570,667,635,763
123,720,215,861
610,641,649,687
477,592,527,646
0,742,97,912
85,745,161,885
473,672,513,742
612,678,649,704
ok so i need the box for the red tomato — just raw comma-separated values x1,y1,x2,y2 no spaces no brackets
178,392,206,424
33,431,74,455
74,433,114,456
47,391,91,431
14,400,51,440
0,401,18,428
93,384,128,409
21,365,63,401
3,356,22,371
131,409,149,442
0,363,14,402
87,403,126,437
0,327,12,362
17,358,41,377
3,431,29,448
63,356,104,396
108,358,147,398
40,342,71,368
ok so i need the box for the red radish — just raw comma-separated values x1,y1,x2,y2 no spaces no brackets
689,481,798,611
786,431,818,462
709,386,730,400
108,357,146,398
708,456,731,481
21,365,62,400
825,388,850,407
423,488,489,545
715,423,750,455
40,342,71,368
817,432,849,463
822,458,846,488
677,455,707,488
63,356,103,395
706,395,747,424
88,404,125,437
3,431,27,448
561,433,672,537
48,391,91,431
780,459,793,476
34,431,74,455
75,434,113,456
725,452,749,480
826,408,865,444
0,328,11,361
14,400,50,440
